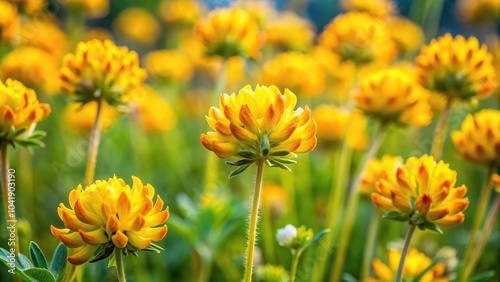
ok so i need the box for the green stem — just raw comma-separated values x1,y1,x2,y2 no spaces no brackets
1,142,19,255
290,250,302,282
243,160,265,282
115,249,127,282
360,209,381,280
84,99,102,187
329,125,386,282
430,98,452,161
458,166,495,282
395,224,417,282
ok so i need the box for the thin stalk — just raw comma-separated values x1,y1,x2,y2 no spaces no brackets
196,244,213,282
430,98,452,160
290,250,302,282
243,160,265,282
458,166,495,282
395,224,417,282
1,143,19,255
115,249,126,282
360,209,381,280
261,205,277,264
465,193,500,279
84,99,103,186
329,125,386,282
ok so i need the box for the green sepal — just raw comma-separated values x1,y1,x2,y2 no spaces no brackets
229,164,251,178
225,159,255,166
417,221,443,234
237,150,256,159
269,150,290,157
383,211,410,222
89,243,115,263
29,242,48,269
141,242,164,254
266,159,291,171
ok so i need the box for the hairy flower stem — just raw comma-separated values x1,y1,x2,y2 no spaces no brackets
290,249,302,282
360,209,381,280
243,159,265,282
1,143,19,255
330,126,386,282
430,98,452,160
458,166,495,282
84,99,103,187
395,224,417,282
115,249,127,282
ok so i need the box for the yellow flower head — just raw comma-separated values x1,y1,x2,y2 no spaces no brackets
262,182,289,219
8,0,45,15
62,0,109,18
144,50,193,82
63,101,120,132
194,7,262,58
371,155,469,230
1,47,60,94
319,12,397,65
264,12,315,51
360,156,403,195
158,0,206,26
0,1,20,43
113,8,160,46
129,86,176,133
353,67,432,126
0,79,50,137
387,16,424,56
201,85,317,176
260,52,326,98
457,0,500,24
233,0,277,28
313,105,369,150
341,0,396,19
50,176,169,265
451,109,500,167
60,39,147,105
416,33,497,101
20,19,70,61
366,248,448,282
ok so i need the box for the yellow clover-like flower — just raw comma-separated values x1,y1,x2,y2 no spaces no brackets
0,0,20,43
416,33,497,101
60,39,147,105
260,52,326,98
50,176,169,265
387,16,425,56
8,0,45,15
371,154,469,230
144,50,193,82
194,7,262,59
158,0,206,26
365,248,448,282
360,155,403,195
62,0,109,19
456,0,500,24
0,78,50,137
233,0,277,28
129,86,177,133
353,67,432,126
319,12,397,65
113,8,160,46
200,85,317,176
20,19,70,61
264,12,315,51
451,109,500,167
341,0,396,19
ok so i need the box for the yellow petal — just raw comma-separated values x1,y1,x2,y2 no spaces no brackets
415,194,432,216
391,190,412,213
230,123,256,141
372,258,393,280
51,226,85,248
295,136,317,153
74,200,99,226
427,207,449,221
112,230,128,248
268,123,297,143
79,229,108,245
239,105,260,134
436,213,465,226
106,214,121,236
371,193,395,211
116,192,131,221
212,142,238,158
67,245,99,265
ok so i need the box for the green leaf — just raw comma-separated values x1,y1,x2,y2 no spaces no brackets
0,249,35,282
29,242,48,269
269,150,290,156
225,159,254,166
383,211,410,222
167,214,197,246
50,243,67,279
237,150,256,158
229,164,251,178
89,244,114,263
24,268,56,282
176,194,198,219
142,242,164,254
468,271,495,282
418,222,443,234
267,159,291,171
17,254,34,270
272,158,297,165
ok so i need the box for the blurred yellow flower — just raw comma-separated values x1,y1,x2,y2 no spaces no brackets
63,101,120,132
1,47,60,94
457,0,500,24
486,36,500,97
260,52,325,98
62,0,109,19
233,0,277,28
113,8,160,46
262,182,289,219
144,50,193,82
85,28,113,41
353,67,432,126
201,85,317,174
319,12,397,65
371,154,469,229
493,174,500,193
8,0,45,15
451,109,500,167
387,16,424,56
416,33,497,101
60,39,147,105
360,156,403,195
341,0,396,18
0,1,20,43
194,7,262,58
51,176,169,265
365,248,448,282
20,19,70,60
158,0,205,26
0,78,50,136
264,12,315,51
129,86,176,133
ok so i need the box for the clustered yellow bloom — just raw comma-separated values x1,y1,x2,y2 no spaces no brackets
201,85,317,175
233,0,277,28
113,8,160,46
60,39,147,105
20,19,70,60
51,176,169,265
360,156,403,195
371,155,469,229
129,86,176,133
144,50,193,82
387,16,425,56
457,0,500,24
260,52,325,98
353,67,432,126
264,12,315,51
8,0,45,15
0,0,20,43
158,0,206,26
63,101,120,132
319,12,397,65
194,7,262,58
341,0,396,19
0,79,50,136
416,33,497,101
451,109,500,167
366,248,448,282
63,0,109,19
